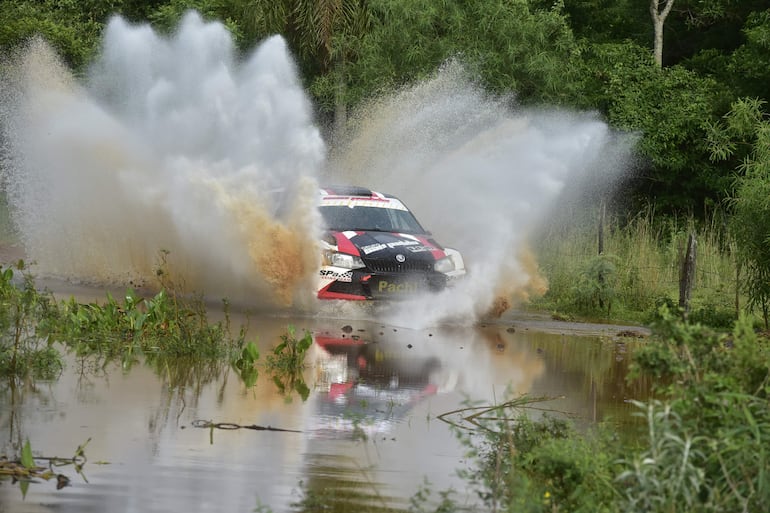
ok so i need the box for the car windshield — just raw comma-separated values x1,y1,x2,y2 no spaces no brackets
319,205,426,234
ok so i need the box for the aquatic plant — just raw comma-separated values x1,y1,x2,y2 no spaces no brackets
0,260,315,395
0,438,90,498
265,326,312,401
0,262,62,380
233,340,260,387
47,288,247,361
0,258,253,382
266,325,313,372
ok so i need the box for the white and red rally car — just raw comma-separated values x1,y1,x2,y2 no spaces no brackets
317,186,466,300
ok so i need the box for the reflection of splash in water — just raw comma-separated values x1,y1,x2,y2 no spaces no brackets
327,62,632,327
0,13,324,307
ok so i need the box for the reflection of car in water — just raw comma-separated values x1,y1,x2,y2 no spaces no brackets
311,332,441,438
317,186,466,300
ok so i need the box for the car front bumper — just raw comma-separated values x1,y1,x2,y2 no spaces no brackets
318,267,450,300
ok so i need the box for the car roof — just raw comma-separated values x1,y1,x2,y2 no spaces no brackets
319,185,397,198
318,186,408,211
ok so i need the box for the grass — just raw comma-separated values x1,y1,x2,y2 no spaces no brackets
531,207,739,327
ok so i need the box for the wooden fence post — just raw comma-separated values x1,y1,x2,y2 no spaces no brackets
598,200,606,310
679,232,697,320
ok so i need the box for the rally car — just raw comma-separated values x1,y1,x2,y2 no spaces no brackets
317,186,466,300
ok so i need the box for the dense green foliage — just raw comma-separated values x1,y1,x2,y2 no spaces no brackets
1,0,769,211
707,98,770,328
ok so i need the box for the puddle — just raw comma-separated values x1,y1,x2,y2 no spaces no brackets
0,296,648,512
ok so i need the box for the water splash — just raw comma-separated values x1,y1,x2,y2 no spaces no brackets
1,12,324,308
1,13,633,321
327,62,633,327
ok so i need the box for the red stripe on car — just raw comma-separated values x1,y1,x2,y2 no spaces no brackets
415,235,446,260
333,232,360,256
317,282,367,300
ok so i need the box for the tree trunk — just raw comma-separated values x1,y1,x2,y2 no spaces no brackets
650,0,675,67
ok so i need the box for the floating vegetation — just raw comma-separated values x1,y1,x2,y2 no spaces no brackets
265,325,312,372
0,439,91,497
192,420,301,445
437,394,567,432
233,325,313,399
191,420,301,433
1,255,319,397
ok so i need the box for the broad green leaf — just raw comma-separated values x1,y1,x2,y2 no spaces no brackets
20,439,34,469
244,341,259,361
295,381,310,402
20,479,29,499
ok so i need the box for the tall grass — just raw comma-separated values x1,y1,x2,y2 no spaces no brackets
532,207,738,325
0,192,19,246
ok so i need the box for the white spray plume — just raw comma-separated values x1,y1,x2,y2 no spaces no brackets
327,62,629,327
1,12,325,308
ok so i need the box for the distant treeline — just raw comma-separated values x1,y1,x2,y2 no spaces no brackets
1,0,769,214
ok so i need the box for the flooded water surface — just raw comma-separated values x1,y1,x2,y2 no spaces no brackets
0,301,646,513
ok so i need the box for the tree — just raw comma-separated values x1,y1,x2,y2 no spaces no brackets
726,9,770,102
0,0,104,71
584,41,730,212
224,0,373,136
560,0,650,44
334,0,581,111
665,0,768,64
707,98,770,328
650,0,675,67
229,0,370,74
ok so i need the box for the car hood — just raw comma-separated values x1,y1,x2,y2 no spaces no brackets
330,230,447,261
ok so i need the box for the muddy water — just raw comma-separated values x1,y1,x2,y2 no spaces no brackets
0,291,649,513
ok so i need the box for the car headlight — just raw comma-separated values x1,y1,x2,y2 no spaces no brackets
434,256,455,274
324,250,365,269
